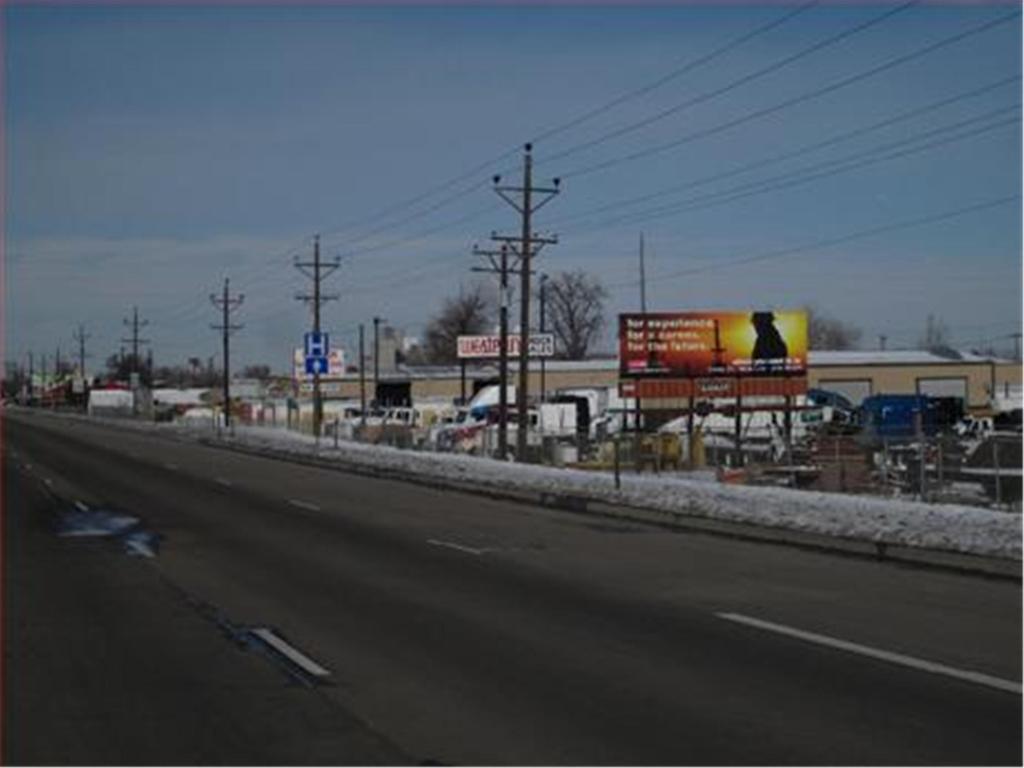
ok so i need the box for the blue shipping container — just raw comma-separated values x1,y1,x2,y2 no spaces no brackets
859,395,939,445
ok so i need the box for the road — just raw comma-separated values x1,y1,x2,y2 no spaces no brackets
4,410,1021,765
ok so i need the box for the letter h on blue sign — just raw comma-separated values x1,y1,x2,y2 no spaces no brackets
304,332,329,358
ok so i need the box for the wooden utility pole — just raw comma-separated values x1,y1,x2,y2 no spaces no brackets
492,143,560,460
359,323,366,426
472,243,513,457
373,316,384,407
72,324,90,378
121,306,150,376
294,235,340,436
210,277,244,429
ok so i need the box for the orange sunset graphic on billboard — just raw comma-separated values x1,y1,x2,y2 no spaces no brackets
619,310,808,378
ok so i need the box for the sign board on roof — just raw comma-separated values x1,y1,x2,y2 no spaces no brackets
457,333,555,359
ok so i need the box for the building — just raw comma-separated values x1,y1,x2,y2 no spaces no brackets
295,349,1021,414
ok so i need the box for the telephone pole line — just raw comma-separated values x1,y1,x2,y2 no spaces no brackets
639,232,648,314
72,324,91,377
472,242,513,458
492,143,560,460
121,306,150,376
210,277,244,429
294,234,340,437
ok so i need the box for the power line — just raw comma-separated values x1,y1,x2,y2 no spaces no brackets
557,8,1020,180
546,74,1020,228
608,194,1019,289
530,1,820,146
539,1,916,167
581,106,1019,233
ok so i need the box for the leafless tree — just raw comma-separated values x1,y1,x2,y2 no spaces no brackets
422,283,492,364
547,270,608,359
806,306,862,350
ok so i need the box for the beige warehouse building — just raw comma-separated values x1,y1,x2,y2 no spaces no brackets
301,349,1020,414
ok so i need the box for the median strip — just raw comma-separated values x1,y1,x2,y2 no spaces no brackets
716,612,1022,695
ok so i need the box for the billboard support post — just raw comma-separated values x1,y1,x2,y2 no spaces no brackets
687,393,695,469
734,380,743,468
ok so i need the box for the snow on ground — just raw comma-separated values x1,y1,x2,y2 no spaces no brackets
223,424,1021,561
17,410,1021,561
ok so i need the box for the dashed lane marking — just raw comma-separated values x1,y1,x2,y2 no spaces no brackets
215,477,233,488
164,463,179,471
716,612,1022,695
74,500,89,512
427,539,486,556
287,499,321,512
249,628,331,679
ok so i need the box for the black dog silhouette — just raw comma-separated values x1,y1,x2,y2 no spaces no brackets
751,312,788,364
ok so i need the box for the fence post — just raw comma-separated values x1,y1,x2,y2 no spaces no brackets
993,438,1002,507
613,435,621,490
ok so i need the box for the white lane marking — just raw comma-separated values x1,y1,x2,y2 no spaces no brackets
427,539,486,556
215,477,233,487
249,628,331,678
24,463,32,471
74,500,89,512
716,612,1022,695
43,478,54,487
287,499,321,512
164,463,179,471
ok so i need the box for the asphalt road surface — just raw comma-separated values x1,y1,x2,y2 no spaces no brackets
4,410,1021,765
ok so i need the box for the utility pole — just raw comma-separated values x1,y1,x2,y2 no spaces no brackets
210,277,244,429
472,243,513,458
27,351,33,403
879,334,887,351
539,272,548,403
1011,332,1022,362
492,143,560,460
294,234,340,437
121,306,150,376
639,232,648,314
359,323,367,427
72,324,90,378
373,316,385,408
55,344,62,380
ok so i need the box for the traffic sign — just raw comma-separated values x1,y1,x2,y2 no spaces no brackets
305,356,328,375
304,332,329,358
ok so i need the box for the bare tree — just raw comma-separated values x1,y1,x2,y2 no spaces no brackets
422,283,492,364
919,313,950,351
547,270,608,359
806,306,862,350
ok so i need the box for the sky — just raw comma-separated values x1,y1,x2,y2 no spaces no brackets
4,0,1022,374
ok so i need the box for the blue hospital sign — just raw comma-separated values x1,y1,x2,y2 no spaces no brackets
304,332,329,358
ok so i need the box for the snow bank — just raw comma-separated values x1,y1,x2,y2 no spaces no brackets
226,424,1021,561
16,409,1020,561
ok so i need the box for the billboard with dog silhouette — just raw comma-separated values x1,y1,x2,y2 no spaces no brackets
619,310,808,378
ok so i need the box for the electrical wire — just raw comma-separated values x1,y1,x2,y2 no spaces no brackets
538,1,916,167
557,9,1020,180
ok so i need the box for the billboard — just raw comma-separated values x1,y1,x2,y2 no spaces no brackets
619,310,807,378
457,333,555,359
293,348,345,379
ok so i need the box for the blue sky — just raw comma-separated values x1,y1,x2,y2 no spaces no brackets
5,1,1021,372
